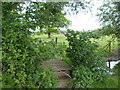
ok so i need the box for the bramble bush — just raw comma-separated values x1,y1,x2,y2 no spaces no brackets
65,29,109,88
2,5,66,85
2,2,69,88
2,29,60,88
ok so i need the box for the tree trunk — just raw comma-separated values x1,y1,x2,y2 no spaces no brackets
48,32,51,38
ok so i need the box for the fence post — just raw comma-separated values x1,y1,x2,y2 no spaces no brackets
107,41,112,53
108,60,111,69
55,37,57,44
109,41,111,53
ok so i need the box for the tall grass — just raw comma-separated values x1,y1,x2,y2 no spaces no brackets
93,77,118,88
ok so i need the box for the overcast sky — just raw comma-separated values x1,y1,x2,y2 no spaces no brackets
64,0,104,31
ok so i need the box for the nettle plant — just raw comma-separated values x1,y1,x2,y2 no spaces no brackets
65,29,109,88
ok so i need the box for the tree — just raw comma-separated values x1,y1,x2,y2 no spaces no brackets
97,2,120,38
22,2,70,38
22,1,91,38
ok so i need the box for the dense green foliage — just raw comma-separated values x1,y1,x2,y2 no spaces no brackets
2,1,119,88
26,2,71,38
69,66,94,88
33,37,67,60
65,30,109,88
2,1,89,88
2,2,69,88
112,62,120,76
97,2,120,38
2,29,61,88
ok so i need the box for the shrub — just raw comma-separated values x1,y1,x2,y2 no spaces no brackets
32,37,67,60
2,29,59,88
68,66,94,88
65,29,109,88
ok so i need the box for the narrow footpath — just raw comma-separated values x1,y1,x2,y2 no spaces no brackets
43,59,71,88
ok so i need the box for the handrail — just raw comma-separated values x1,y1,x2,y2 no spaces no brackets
103,38,117,69
103,37,116,53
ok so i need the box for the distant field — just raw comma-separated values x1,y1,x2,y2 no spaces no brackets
33,34,118,50
33,34,67,43
92,36,118,50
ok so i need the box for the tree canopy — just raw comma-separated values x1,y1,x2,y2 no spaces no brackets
2,1,91,38
97,2,120,38
27,2,71,38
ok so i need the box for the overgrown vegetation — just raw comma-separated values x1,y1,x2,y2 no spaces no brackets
2,29,62,88
2,1,119,88
65,30,110,88
92,62,119,88
2,2,67,88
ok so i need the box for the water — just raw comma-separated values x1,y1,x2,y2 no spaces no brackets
106,60,120,69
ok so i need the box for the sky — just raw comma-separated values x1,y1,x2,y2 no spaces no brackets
63,0,104,31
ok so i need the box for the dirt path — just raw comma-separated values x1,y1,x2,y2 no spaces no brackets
55,72,70,88
43,59,71,88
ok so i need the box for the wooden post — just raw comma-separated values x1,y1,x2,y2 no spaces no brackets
108,43,109,53
108,41,111,53
55,37,57,44
108,61,111,69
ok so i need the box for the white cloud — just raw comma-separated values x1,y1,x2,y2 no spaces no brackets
64,0,104,31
